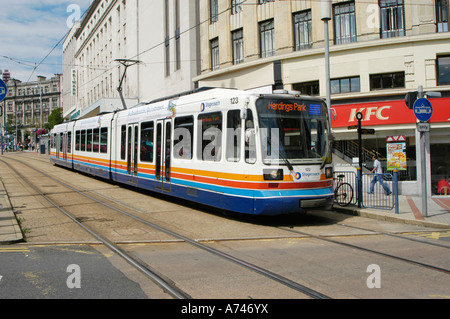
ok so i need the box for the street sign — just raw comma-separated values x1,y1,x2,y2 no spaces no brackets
0,79,7,102
413,98,433,122
417,122,430,132
387,135,406,142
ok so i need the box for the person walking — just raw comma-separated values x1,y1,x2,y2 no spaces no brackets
368,155,392,195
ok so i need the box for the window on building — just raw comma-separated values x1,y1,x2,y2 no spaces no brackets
210,38,219,70
370,72,405,90
333,1,357,44
231,0,243,14
293,10,312,50
379,0,405,38
210,0,218,23
436,0,449,32
260,19,275,58
292,81,320,96
437,55,450,85
331,76,360,94
232,29,244,65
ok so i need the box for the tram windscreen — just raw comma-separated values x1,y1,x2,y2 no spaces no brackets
256,98,331,165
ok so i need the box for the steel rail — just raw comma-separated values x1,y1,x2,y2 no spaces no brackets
280,226,450,275
338,223,450,250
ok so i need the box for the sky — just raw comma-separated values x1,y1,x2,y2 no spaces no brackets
0,0,93,83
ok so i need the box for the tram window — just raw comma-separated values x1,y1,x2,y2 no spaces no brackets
140,121,154,163
87,129,93,152
81,130,86,151
121,125,126,160
60,133,63,152
226,110,241,162
93,128,100,152
198,112,222,161
100,127,108,153
174,116,193,159
75,131,80,151
245,110,256,164
67,132,72,154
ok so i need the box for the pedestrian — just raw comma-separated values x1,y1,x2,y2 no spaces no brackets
368,155,392,195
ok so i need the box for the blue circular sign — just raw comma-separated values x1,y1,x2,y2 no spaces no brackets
0,79,7,102
413,98,433,122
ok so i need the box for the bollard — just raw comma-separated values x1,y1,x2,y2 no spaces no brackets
393,169,399,214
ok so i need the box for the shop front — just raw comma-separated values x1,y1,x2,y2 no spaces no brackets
331,97,450,196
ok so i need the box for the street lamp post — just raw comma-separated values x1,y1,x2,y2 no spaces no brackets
321,0,332,125
39,83,43,130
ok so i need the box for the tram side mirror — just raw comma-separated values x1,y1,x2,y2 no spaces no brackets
240,109,247,120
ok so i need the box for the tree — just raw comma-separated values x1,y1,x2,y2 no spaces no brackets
44,107,64,131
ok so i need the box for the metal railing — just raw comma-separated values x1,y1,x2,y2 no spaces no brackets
362,173,394,210
333,170,399,214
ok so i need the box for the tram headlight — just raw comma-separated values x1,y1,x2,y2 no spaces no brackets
325,166,333,179
263,169,284,181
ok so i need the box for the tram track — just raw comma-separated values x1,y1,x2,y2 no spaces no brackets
0,156,331,299
278,226,450,275
0,157,191,299
3,154,449,298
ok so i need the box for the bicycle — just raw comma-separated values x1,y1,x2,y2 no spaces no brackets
334,174,354,206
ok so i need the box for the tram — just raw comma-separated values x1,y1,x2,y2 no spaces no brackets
50,88,334,215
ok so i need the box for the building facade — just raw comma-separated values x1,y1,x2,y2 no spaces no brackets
62,0,200,121
1,75,62,142
195,0,450,196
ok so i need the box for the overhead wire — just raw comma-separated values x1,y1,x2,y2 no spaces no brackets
5,0,446,94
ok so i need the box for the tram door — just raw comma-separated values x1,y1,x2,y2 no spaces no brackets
155,119,171,191
126,124,139,184
55,134,60,158
56,133,65,160
62,133,69,161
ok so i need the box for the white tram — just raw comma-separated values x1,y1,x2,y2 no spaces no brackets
51,88,334,215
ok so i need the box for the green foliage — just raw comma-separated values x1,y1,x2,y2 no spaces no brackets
44,108,64,131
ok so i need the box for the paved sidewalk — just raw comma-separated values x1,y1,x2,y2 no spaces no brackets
0,178,23,244
333,194,450,229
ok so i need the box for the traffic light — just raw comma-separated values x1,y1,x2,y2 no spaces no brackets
405,92,418,109
0,105,2,117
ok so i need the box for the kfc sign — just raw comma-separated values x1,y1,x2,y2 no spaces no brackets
332,98,450,128
348,105,391,122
